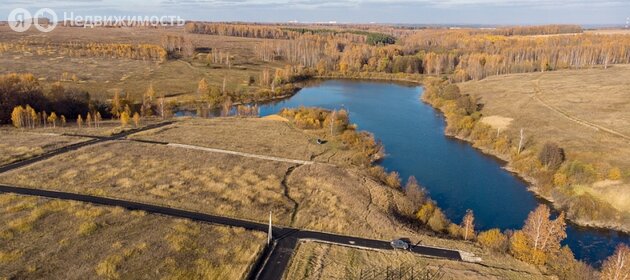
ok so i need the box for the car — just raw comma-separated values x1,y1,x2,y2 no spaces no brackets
390,239,410,250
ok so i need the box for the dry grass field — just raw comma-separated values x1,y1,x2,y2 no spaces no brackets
0,119,417,241
0,118,443,244
459,65,630,215
130,117,358,164
0,130,89,165
0,26,283,102
0,194,266,279
284,242,547,280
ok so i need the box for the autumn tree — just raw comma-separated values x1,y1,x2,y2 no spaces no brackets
600,244,630,280
478,229,508,252
157,92,166,118
404,176,425,208
197,78,209,99
461,209,475,241
11,106,23,128
111,90,122,119
120,111,130,127
77,115,83,128
448,224,462,238
47,112,57,128
86,113,92,128
547,246,597,280
416,201,436,224
42,111,48,128
133,112,140,127
510,205,567,265
385,171,401,189
142,84,155,117
539,142,565,170
60,115,66,127
427,208,449,232
95,112,102,128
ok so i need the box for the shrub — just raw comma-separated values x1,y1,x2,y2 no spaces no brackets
78,221,99,236
384,172,401,189
96,255,123,279
456,94,477,115
539,142,565,169
608,167,622,180
478,229,508,252
547,246,597,280
553,172,568,187
404,176,426,207
428,208,449,232
561,160,597,185
566,193,617,221
416,201,436,224
447,223,462,238
440,84,461,100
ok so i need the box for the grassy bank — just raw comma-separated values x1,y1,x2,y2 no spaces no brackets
422,74,630,233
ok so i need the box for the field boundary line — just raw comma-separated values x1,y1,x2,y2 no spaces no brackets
166,143,315,165
533,81,630,142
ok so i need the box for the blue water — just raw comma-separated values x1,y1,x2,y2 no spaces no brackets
257,79,628,266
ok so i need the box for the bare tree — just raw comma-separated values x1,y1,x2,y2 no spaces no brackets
461,210,475,241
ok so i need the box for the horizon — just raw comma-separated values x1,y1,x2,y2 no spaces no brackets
2,0,630,26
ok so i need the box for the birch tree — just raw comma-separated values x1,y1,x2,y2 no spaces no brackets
461,209,475,241
601,244,630,280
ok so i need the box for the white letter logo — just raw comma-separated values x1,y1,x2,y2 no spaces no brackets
8,8,32,32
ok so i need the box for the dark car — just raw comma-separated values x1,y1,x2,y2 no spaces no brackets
390,239,410,250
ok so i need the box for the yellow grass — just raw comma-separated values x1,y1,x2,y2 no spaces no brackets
284,242,547,280
0,194,266,279
460,65,630,216
0,130,89,165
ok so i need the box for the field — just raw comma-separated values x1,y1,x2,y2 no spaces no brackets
130,117,362,164
0,194,266,279
459,65,630,219
0,26,282,102
284,242,547,280
0,130,89,165
0,117,419,241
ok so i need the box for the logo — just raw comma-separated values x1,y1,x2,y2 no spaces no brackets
7,8,58,33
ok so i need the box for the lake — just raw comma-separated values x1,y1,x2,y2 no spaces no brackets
256,79,629,266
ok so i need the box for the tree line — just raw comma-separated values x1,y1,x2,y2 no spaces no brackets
0,41,167,62
250,27,630,82
488,24,583,36
0,73,95,125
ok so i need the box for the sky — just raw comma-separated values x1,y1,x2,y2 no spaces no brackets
2,0,629,25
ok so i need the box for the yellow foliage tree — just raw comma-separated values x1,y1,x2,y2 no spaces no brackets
47,112,58,128
427,208,448,232
120,111,130,127
11,106,23,128
416,201,436,224
478,229,507,252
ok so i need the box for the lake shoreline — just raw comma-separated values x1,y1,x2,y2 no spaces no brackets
310,75,629,234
